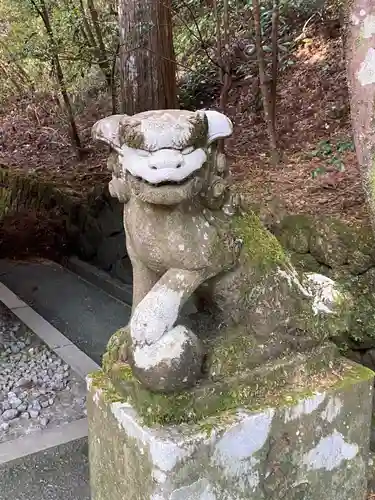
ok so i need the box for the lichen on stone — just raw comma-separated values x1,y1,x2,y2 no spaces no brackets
185,113,208,149
119,124,145,150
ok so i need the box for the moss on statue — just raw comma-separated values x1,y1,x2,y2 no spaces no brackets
102,326,132,373
208,330,258,379
100,316,342,427
232,211,287,269
90,353,370,429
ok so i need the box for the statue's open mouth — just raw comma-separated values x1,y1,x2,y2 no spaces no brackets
126,170,203,205
129,171,197,187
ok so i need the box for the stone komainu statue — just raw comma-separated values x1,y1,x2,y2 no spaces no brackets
92,109,345,396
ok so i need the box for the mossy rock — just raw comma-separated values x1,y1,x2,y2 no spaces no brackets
335,271,375,349
273,214,313,254
309,217,375,270
348,247,374,275
289,252,323,273
273,214,375,274
102,326,132,373
0,167,74,220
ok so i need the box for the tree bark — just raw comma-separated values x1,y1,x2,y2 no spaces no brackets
111,43,120,114
346,1,375,229
86,0,112,83
253,0,279,165
219,0,232,116
118,0,177,114
78,0,98,48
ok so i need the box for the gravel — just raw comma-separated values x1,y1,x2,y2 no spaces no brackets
0,303,87,443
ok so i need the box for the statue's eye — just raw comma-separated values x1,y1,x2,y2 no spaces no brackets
182,146,194,155
136,149,151,158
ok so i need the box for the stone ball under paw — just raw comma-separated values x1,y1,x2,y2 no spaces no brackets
130,325,205,393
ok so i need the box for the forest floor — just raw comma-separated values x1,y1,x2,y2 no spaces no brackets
0,20,369,261
225,25,366,226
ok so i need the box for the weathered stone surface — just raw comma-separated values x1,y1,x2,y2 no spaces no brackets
273,213,375,276
87,361,373,500
91,109,356,394
290,252,323,274
131,325,205,393
309,219,351,268
275,214,312,254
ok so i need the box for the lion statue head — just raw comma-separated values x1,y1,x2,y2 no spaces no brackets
92,109,233,206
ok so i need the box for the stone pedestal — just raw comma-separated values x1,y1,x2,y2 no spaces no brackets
87,361,373,500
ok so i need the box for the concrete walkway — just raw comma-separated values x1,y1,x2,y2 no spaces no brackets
0,258,131,364
0,438,90,500
0,258,132,500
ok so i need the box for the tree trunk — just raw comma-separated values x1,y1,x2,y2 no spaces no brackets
78,0,113,85
78,0,98,48
118,0,177,114
111,43,120,114
219,0,232,116
31,0,82,155
270,0,279,131
86,0,112,86
217,0,232,153
346,1,375,229
253,0,279,165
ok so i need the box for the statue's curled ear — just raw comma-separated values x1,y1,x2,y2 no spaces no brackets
203,110,233,145
92,114,127,150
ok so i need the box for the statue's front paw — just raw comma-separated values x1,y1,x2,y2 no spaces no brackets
130,325,205,392
130,287,182,347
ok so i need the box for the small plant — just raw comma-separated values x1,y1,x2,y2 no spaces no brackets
310,138,355,178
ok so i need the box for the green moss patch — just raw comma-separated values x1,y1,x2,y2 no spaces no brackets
233,211,287,269
94,342,346,427
102,327,132,373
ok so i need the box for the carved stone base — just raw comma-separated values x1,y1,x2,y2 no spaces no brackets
87,360,373,500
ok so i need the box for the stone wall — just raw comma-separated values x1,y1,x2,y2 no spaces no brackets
271,214,375,278
66,186,131,285
0,168,131,285
270,214,375,371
